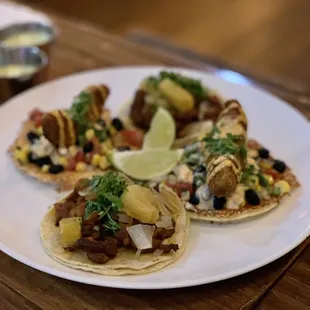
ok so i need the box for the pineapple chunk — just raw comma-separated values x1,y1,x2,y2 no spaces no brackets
59,217,82,247
158,79,194,113
121,185,159,224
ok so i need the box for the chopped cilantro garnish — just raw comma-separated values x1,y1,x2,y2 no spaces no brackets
69,91,91,126
69,91,92,145
146,71,207,98
258,172,269,187
84,172,127,234
203,128,247,160
94,127,108,142
241,165,256,185
242,165,270,190
273,187,281,196
240,144,248,160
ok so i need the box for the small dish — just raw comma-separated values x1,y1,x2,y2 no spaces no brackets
0,22,56,57
0,46,48,102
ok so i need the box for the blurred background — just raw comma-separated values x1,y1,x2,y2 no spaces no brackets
16,0,310,83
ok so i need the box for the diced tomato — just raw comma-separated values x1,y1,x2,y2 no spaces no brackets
34,114,43,127
247,140,259,149
121,130,144,148
74,150,85,163
165,182,194,197
264,169,279,179
66,158,76,171
29,108,43,121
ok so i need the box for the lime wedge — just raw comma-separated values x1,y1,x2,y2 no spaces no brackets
143,107,176,149
111,149,183,180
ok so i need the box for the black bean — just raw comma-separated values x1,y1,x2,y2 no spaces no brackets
258,148,269,159
27,131,39,144
189,193,200,205
112,118,123,131
213,196,226,210
194,174,205,188
273,160,286,173
117,146,130,152
83,142,94,153
49,165,64,174
28,153,52,167
245,189,260,206
194,165,206,174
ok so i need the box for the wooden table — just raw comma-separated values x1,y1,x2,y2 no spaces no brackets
1,10,310,310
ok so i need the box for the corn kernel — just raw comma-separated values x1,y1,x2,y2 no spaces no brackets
99,156,111,170
75,161,87,172
23,144,31,153
248,149,258,158
36,126,43,135
91,153,101,166
259,160,272,170
68,146,78,157
85,129,95,141
263,174,274,185
42,165,50,173
101,139,113,155
274,180,290,196
58,156,68,167
14,147,29,164
109,126,117,136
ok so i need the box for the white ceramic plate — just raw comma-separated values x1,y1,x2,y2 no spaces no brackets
1,67,310,289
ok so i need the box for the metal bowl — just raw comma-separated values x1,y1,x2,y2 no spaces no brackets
0,22,56,57
0,46,48,102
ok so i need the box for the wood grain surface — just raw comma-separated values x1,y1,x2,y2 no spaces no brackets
23,0,310,86
1,3,310,310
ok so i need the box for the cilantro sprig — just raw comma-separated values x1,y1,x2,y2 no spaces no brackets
84,172,127,234
69,91,91,126
69,91,92,145
69,91,108,145
203,130,247,159
241,164,270,190
146,71,207,98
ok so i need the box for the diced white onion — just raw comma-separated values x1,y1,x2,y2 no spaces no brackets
58,147,68,156
153,249,164,257
135,249,142,258
155,215,173,229
78,186,91,196
126,224,155,250
118,213,133,224
31,136,54,158
151,189,170,216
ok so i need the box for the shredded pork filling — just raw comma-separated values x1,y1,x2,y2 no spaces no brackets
55,188,179,264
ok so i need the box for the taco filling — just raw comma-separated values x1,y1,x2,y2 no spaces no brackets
10,85,144,189
129,71,223,133
40,172,188,274
147,100,300,222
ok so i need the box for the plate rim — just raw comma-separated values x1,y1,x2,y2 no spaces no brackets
2,65,310,125
0,226,309,289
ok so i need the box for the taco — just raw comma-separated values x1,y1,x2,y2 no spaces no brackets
9,85,144,191
148,100,300,223
120,71,223,139
40,172,189,275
